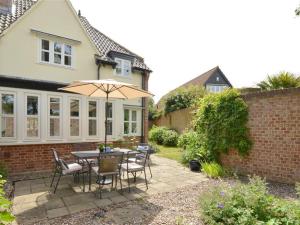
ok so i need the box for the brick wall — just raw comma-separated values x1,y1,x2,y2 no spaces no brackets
221,88,300,183
0,138,141,175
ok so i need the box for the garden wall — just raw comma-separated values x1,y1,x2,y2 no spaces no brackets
221,88,300,183
153,108,194,133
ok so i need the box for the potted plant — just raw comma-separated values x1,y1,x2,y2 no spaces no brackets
98,143,105,152
189,159,201,172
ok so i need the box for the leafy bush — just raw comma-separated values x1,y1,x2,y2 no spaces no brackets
0,175,14,225
149,126,168,145
296,182,300,198
200,176,300,225
164,85,206,114
194,89,252,161
0,163,8,179
148,98,162,120
257,71,300,90
178,130,196,150
202,162,225,178
162,129,179,147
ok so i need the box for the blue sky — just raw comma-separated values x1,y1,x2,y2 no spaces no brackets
71,0,300,101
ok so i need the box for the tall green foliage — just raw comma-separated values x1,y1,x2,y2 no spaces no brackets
194,89,251,160
0,175,14,225
164,85,206,114
257,71,300,90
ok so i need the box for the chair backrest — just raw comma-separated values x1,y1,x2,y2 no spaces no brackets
137,143,155,154
51,148,68,170
98,152,124,173
51,148,59,164
126,150,149,168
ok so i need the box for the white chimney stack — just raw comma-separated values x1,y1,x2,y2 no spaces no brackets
0,0,12,14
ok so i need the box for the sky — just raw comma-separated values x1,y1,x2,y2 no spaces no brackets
71,0,300,102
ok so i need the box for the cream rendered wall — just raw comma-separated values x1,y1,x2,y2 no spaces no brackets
0,0,98,82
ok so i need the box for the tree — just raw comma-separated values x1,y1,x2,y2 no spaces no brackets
257,71,300,90
148,98,161,120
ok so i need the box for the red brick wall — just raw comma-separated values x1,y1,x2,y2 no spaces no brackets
221,88,300,183
0,138,141,175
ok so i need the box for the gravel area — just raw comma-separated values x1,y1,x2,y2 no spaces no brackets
25,178,299,225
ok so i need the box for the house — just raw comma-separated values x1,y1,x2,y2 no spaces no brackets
0,0,151,174
178,66,232,93
156,66,232,110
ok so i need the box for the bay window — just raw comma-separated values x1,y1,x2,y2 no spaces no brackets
25,95,40,138
49,97,62,137
40,39,73,67
88,100,97,136
0,93,15,138
70,99,80,137
124,109,137,135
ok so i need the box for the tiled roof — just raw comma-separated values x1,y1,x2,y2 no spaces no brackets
0,0,151,72
0,0,37,34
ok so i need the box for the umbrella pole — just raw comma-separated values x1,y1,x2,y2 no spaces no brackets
104,92,108,151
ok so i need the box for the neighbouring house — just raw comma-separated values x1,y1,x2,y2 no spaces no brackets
0,0,151,174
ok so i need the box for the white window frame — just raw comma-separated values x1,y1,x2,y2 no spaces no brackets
39,39,73,68
48,95,62,139
0,91,16,140
87,100,98,137
24,94,40,140
69,97,81,138
123,108,138,136
114,58,131,77
206,85,228,93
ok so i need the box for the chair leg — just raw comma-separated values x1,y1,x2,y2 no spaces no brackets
127,171,130,192
134,172,137,182
144,169,148,190
82,172,85,192
148,164,153,178
119,174,123,191
50,169,57,187
54,172,62,193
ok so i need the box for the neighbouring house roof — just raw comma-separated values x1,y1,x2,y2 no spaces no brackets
0,0,151,72
179,66,232,88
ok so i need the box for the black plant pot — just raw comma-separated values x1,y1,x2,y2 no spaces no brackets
189,160,201,172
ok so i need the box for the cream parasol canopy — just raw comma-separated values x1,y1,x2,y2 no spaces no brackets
59,79,154,149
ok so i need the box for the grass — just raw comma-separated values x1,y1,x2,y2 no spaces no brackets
154,144,183,163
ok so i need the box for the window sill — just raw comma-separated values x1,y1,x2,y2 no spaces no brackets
37,61,75,70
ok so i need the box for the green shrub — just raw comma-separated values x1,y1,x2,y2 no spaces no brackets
178,130,196,150
0,163,8,179
200,176,300,225
296,182,300,198
0,175,15,224
194,89,252,161
162,129,179,146
149,126,168,145
202,162,224,178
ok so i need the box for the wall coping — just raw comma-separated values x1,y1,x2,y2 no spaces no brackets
242,87,300,100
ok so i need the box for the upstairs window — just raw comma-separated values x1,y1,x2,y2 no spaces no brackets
115,58,131,77
207,85,228,93
40,39,73,67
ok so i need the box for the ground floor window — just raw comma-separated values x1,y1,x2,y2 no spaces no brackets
49,96,62,138
70,98,80,137
0,92,15,138
25,94,40,138
88,100,97,136
124,109,137,135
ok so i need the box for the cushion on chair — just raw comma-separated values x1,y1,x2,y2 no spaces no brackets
137,145,150,151
121,163,144,172
59,159,69,170
62,163,82,175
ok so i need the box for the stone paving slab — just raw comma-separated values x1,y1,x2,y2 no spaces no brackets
12,155,208,224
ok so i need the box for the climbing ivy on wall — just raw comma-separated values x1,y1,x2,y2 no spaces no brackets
194,89,252,161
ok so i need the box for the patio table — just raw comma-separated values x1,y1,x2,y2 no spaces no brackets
71,149,138,191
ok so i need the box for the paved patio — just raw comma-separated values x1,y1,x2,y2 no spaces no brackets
12,155,208,225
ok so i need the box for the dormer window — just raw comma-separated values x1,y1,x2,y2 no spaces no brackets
40,39,73,67
115,58,131,77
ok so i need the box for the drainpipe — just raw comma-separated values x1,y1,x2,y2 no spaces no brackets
141,71,147,143
97,63,101,80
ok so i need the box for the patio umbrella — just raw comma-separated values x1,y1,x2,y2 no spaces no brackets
59,79,154,149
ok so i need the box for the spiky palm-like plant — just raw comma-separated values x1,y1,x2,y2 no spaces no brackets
257,72,300,90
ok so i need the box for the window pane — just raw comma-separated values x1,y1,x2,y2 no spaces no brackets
41,51,49,62
54,42,62,53
115,59,122,74
89,119,97,136
64,45,72,55
27,96,38,115
50,118,60,137
131,110,137,121
88,101,97,117
106,103,112,118
106,120,112,135
2,94,14,115
1,117,14,137
70,119,79,136
64,56,71,66
27,117,38,137
124,122,129,134
123,60,131,76
50,98,60,116
124,109,129,121
131,122,137,134
70,99,79,117
54,53,62,64
42,40,49,50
